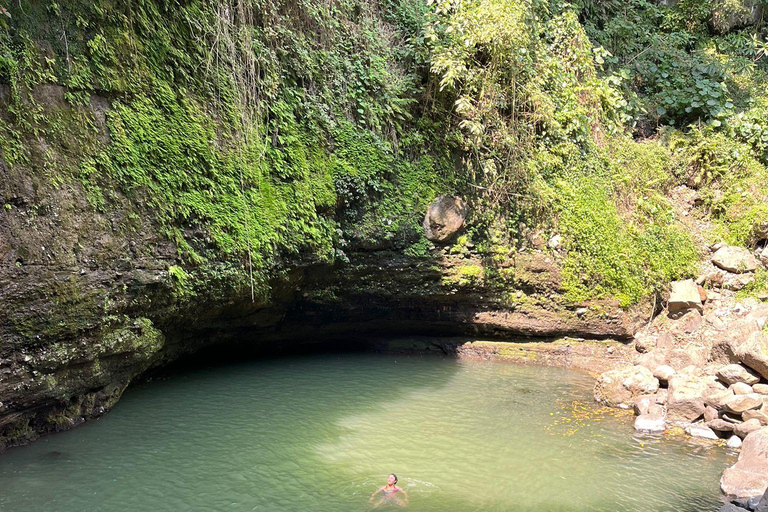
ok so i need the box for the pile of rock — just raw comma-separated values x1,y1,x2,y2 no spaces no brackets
595,359,768,446
593,243,768,499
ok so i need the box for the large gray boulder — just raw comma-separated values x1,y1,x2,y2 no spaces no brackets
667,375,708,423
712,246,759,273
594,366,660,408
669,279,703,315
722,427,768,498
422,196,469,243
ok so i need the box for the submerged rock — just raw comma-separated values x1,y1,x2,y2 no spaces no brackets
634,404,666,432
422,196,469,243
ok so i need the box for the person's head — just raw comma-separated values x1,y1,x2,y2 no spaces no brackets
387,474,398,485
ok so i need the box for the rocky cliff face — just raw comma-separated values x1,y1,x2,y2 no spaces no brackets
0,83,649,449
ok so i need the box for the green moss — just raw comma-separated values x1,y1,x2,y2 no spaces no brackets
556,170,698,307
442,263,484,288
737,268,768,302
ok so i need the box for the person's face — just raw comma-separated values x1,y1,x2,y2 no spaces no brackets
387,475,396,485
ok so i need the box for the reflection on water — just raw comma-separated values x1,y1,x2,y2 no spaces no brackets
0,351,736,512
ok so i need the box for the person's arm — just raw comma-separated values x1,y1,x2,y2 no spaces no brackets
370,486,384,500
398,486,408,503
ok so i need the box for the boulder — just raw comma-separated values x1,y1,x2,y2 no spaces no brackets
705,405,720,422
717,505,749,512
653,365,675,385
733,382,756,395
634,405,666,432
756,486,768,512
710,418,735,432
669,279,704,315
594,366,660,408
719,364,761,386
755,384,768,395
670,309,704,334
711,417,736,430
712,317,766,364
686,424,719,440
667,347,709,370
422,196,469,243
736,332,768,381
722,427,768,498
725,273,757,291
724,393,764,414
636,350,667,372
743,409,768,426
633,395,653,416
667,375,708,423
727,435,744,449
760,246,768,267
735,419,764,439
634,333,656,354
705,388,736,410
713,246,759,273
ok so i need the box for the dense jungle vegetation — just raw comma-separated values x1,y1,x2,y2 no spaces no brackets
0,0,767,307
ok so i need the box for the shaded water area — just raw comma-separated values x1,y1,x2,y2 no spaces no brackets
0,349,737,511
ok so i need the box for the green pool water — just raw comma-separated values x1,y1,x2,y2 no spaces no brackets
0,351,736,511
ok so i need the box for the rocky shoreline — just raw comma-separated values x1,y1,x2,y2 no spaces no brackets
593,242,768,505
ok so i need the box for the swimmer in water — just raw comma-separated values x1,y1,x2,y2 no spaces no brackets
369,473,408,508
